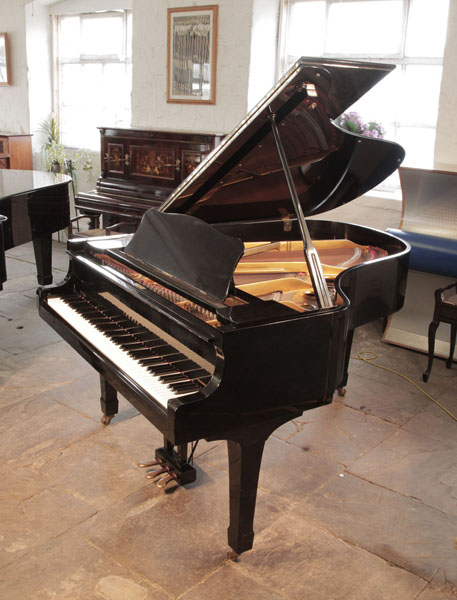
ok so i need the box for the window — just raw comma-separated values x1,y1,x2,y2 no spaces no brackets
55,10,132,150
280,0,450,181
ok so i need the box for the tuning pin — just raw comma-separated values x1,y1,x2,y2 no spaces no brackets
137,459,161,468
156,473,177,489
145,467,169,479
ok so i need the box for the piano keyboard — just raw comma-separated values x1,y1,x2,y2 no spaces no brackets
47,293,213,408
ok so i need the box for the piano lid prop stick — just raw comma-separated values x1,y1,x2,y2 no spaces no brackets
268,112,333,309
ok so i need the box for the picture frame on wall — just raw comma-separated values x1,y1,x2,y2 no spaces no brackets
167,5,218,104
0,33,11,85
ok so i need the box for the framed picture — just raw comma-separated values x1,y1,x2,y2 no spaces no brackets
167,6,218,104
0,33,11,86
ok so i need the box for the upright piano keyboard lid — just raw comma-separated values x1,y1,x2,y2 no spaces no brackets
160,57,405,223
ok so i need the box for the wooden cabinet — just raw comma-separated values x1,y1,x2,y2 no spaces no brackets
0,133,33,170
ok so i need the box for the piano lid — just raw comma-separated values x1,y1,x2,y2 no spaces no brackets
160,57,405,223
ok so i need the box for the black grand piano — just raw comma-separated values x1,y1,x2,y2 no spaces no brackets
39,58,410,556
0,169,71,286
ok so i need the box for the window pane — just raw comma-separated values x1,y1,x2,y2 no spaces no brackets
405,0,450,57
288,1,326,56
397,126,436,168
399,65,442,126
80,15,124,56
59,16,80,59
348,68,400,139
60,64,82,107
327,1,404,55
102,63,131,109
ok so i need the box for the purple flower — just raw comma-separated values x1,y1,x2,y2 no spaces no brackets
336,112,386,139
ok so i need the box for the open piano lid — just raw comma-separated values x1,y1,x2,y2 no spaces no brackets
124,57,405,304
160,57,405,222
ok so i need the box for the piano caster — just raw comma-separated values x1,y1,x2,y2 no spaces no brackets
227,549,240,562
337,387,346,397
101,414,115,425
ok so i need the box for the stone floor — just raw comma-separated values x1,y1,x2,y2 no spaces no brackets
1,241,457,600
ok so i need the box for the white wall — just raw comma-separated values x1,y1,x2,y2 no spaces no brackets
0,0,30,134
434,0,457,172
131,0,257,134
25,0,53,160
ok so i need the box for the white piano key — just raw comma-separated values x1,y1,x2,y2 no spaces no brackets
47,296,202,408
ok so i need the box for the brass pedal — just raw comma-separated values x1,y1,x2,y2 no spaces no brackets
137,459,162,469
145,467,169,479
156,473,177,489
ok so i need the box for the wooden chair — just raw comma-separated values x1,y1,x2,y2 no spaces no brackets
422,281,457,382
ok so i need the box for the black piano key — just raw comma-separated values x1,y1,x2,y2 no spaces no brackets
160,373,190,384
148,364,177,375
170,381,200,393
133,332,161,343
142,353,187,367
182,368,209,379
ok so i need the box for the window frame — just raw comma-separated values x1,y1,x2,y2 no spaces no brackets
277,0,448,182
53,9,132,150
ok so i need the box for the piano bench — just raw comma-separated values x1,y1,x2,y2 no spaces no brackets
423,281,457,382
69,216,132,238
387,229,457,278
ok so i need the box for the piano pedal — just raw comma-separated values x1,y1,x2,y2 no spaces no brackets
156,473,177,488
138,446,197,488
145,466,169,479
337,387,346,397
137,459,162,468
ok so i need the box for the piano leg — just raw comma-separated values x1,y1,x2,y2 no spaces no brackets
227,437,265,555
32,234,53,285
337,328,354,396
224,412,301,556
100,375,119,424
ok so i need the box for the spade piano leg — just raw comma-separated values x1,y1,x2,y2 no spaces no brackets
226,437,265,554
224,412,301,556
32,234,53,285
99,375,118,424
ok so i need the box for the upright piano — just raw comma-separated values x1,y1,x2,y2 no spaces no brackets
75,127,222,231
0,170,71,285
39,57,410,555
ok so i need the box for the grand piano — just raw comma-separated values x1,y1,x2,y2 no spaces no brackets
39,57,410,556
0,169,71,285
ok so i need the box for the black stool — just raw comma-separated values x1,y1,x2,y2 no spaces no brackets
423,282,457,382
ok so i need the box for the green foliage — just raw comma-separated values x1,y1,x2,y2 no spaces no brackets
37,115,93,194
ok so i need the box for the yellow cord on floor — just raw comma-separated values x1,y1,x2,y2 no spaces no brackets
354,351,457,423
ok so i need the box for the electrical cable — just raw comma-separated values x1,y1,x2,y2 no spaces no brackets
353,351,457,423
